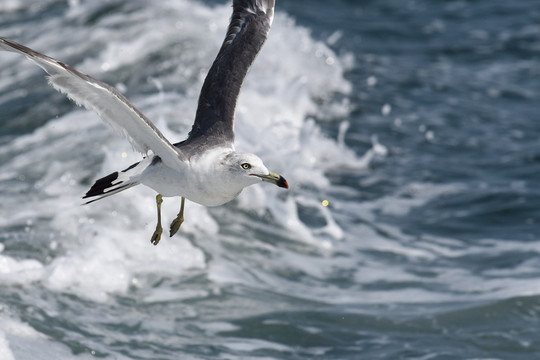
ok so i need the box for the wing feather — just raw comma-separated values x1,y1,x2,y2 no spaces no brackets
187,0,275,147
0,37,188,171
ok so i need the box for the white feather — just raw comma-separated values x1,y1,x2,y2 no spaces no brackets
0,38,188,173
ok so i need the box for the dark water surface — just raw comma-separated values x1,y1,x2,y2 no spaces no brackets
1,0,540,359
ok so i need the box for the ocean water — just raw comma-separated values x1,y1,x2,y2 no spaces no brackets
1,0,540,359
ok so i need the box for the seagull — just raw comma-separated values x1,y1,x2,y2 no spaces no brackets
0,0,288,245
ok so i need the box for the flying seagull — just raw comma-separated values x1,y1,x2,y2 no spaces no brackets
0,0,288,245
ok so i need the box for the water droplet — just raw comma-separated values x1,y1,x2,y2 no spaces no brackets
381,104,392,116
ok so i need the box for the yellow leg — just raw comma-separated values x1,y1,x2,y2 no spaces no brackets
151,194,163,245
169,197,185,237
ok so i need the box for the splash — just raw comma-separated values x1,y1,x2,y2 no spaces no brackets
0,0,362,304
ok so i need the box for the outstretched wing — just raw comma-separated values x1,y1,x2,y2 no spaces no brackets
187,0,275,147
0,37,188,171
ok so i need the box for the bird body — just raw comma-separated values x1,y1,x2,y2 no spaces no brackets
138,148,268,207
0,0,288,244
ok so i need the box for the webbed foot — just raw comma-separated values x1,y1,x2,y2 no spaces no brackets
151,224,163,245
151,194,163,246
169,197,185,237
169,217,184,237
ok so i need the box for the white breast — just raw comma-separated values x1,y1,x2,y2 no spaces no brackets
139,148,244,207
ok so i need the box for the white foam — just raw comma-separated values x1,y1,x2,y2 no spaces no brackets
143,288,209,303
0,253,43,285
223,338,293,353
0,1,463,358
196,321,240,336
0,1,23,12
0,316,96,360
0,0,444,317
0,0,485,314
0,328,15,360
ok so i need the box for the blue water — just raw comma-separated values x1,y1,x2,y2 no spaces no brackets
1,0,540,359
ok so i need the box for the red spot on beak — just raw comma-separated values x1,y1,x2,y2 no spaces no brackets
278,176,289,189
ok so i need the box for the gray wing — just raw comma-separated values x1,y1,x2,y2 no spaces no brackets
0,37,189,171
186,0,275,148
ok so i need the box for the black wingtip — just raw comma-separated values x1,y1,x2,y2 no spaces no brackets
83,172,119,199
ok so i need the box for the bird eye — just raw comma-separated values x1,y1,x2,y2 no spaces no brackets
241,163,251,170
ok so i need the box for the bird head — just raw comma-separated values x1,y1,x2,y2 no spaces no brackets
223,152,288,189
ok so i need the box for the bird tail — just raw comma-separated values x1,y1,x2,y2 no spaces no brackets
83,161,143,204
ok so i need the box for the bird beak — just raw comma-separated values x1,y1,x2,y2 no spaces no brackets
253,171,289,189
